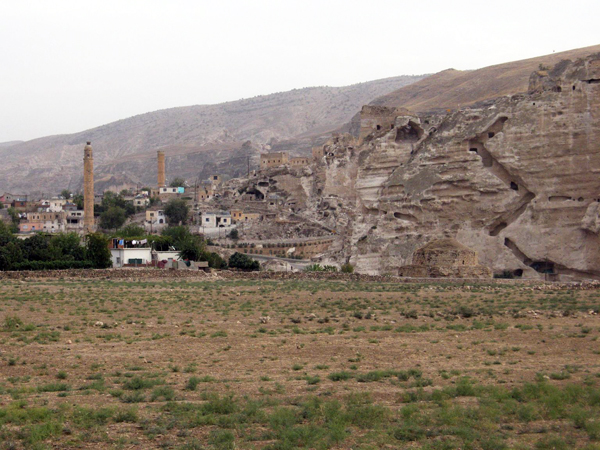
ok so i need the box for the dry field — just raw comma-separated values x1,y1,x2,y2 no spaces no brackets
0,276,599,449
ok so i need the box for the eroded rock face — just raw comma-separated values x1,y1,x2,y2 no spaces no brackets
311,54,600,280
398,239,492,279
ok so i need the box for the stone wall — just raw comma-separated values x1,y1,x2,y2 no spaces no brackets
224,238,334,258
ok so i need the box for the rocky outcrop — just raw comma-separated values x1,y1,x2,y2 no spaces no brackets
398,239,492,278
305,53,600,281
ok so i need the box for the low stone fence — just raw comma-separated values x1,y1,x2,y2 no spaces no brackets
1,268,599,290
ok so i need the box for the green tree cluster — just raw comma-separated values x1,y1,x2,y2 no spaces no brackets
228,252,260,271
0,225,112,271
164,198,189,225
169,177,186,187
162,226,226,269
95,192,136,231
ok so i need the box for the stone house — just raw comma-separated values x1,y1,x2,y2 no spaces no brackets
290,157,309,167
260,152,289,169
230,209,262,223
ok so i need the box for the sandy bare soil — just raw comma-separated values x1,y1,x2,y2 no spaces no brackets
0,276,599,449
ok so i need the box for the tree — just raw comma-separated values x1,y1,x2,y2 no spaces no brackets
100,191,135,217
228,229,239,240
178,238,204,261
50,233,85,261
118,223,146,237
228,252,260,271
60,189,72,199
162,225,193,246
73,194,84,210
86,233,112,268
164,198,189,225
7,207,20,232
99,206,127,231
0,222,19,270
170,177,186,187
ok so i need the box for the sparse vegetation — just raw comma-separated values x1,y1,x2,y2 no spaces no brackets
0,276,597,448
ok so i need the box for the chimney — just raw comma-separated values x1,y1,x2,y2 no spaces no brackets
157,151,166,188
83,142,94,232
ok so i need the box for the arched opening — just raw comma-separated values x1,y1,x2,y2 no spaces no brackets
376,125,381,130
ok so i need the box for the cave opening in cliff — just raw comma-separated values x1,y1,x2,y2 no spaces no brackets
468,141,493,167
376,125,381,130
513,269,524,277
530,261,555,274
488,132,495,138
395,121,423,143
510,182,518,191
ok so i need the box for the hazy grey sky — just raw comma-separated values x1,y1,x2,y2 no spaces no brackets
1,0,598,142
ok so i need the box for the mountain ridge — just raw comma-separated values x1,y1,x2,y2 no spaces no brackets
0,74,426,194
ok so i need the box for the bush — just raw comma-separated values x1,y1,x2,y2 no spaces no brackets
341,263,354,273
305,264,338,272
228,252,259,271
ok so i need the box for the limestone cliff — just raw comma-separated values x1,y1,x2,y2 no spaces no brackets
307,53,600,281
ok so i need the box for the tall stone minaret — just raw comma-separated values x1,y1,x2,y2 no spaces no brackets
157,151,166,188
83,142,95,233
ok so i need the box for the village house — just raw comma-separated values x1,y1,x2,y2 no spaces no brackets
94,193,104,205
65,210,85,232
48,198,67,212
197,185,214,202
19,211,66,233
230,209,262,223
159,187,185,195
260,152,289,169
289,156,309,167
200,211,232,228
133,195,150,208
208,175,222,187
145,209,167,233
0,193,28,208
312,145,325,160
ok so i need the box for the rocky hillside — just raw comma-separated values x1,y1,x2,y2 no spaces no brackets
301,51,600,280
0,75,425,194
371,44,600,112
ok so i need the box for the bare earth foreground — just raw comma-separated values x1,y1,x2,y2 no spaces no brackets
0,272,599,449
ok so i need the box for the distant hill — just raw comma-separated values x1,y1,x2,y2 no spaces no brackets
0,75,425,194
370,44,600,111
0,141,23,149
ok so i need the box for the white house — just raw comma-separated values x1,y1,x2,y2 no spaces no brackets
159,187,185,195
145,209,167,233
201,211,232,228
110,247,152,268
65,210,85,233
